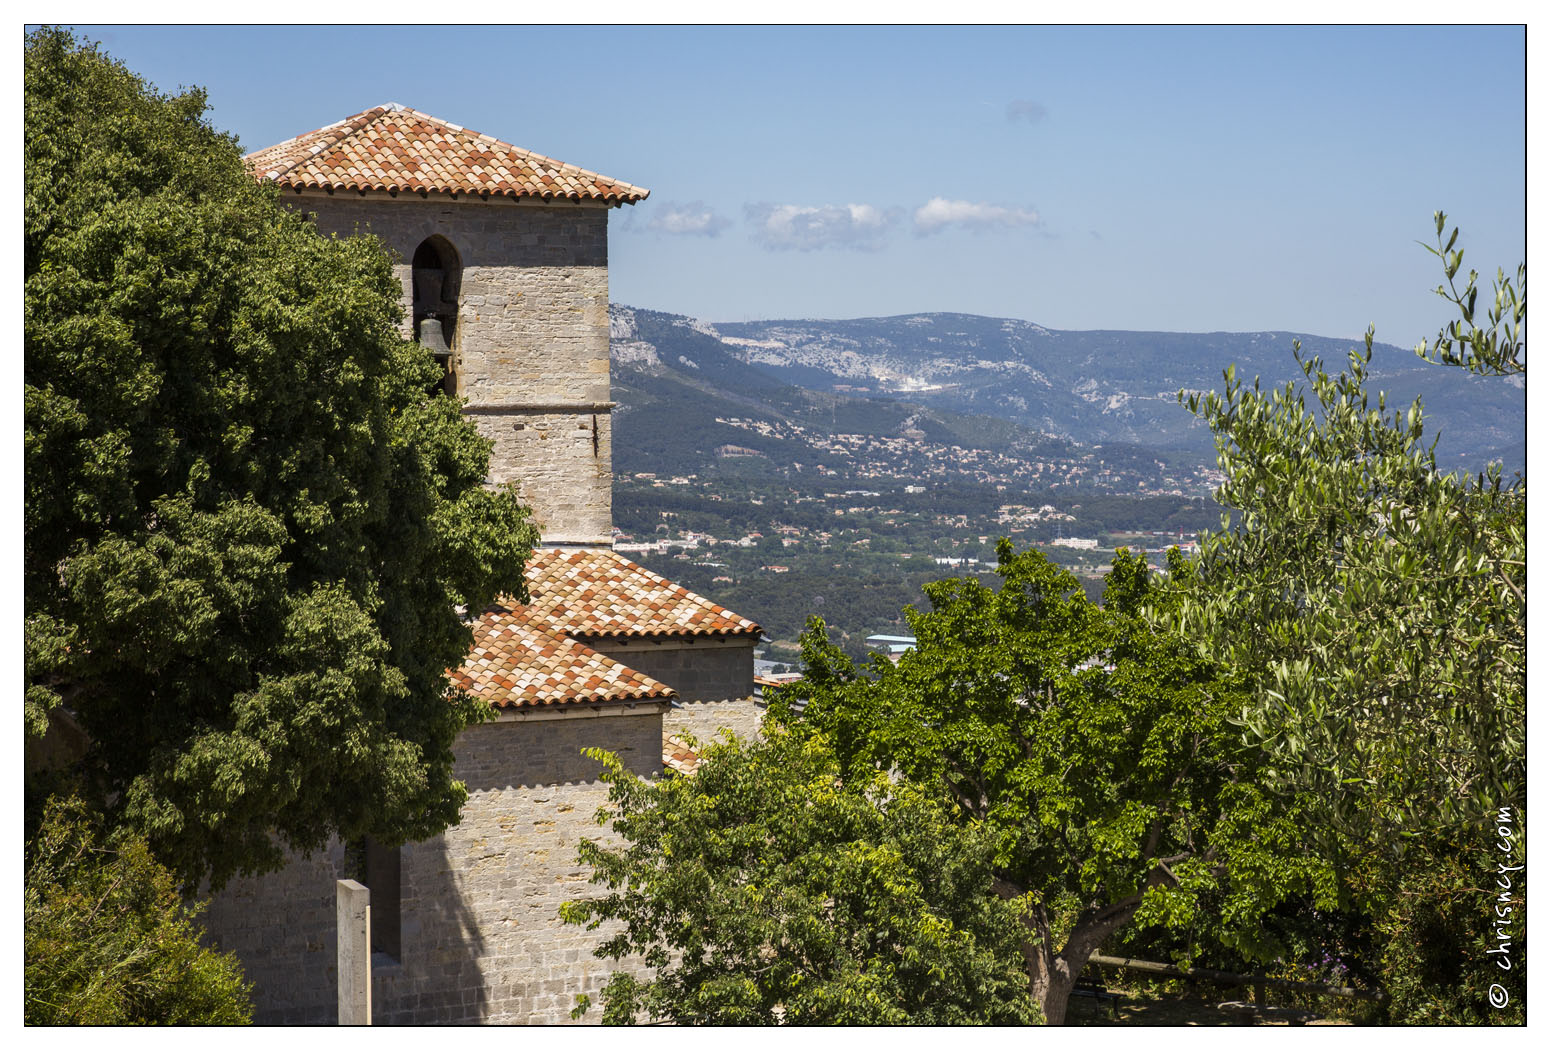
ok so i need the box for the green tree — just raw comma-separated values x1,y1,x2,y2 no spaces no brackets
562,730,1039,1025
1414,211,1525,376
777,545,1334,1024
24,28,537,888
1174,340,1523,836
1169,216,1525,1021
1171,217,1524,841
25,795,253,1024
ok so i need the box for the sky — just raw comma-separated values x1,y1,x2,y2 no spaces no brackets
54,24,1528,346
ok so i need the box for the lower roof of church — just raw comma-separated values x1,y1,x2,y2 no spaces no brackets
451,549,761,711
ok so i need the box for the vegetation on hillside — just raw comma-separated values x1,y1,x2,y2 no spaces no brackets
643,307,1524,471
616,474,1224,655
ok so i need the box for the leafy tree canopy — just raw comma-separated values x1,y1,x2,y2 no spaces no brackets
25,795,254,1024
774,545,1334,1024
1171,215,1525,843
562,730,1039,1025
24,28,537,888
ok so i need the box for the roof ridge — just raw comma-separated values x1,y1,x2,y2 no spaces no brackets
590,548,690,588
594,549,729,608
245,105,649,202
248,105,390,182
393,106,646,195
523,548,762,639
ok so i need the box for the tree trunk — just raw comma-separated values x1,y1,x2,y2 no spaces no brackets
1036,907,1137,1025
993,879,1049,1020
995,877,1146,1026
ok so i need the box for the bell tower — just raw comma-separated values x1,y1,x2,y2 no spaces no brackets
246,104,649,548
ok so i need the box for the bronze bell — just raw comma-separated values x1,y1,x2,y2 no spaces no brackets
417,315,451,356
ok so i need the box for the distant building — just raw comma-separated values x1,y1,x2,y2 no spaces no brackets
865,634,918,658
754,672,806,703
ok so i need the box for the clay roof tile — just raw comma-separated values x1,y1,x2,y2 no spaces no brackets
244,103,649,204
521,549,763,640
450,605,675,710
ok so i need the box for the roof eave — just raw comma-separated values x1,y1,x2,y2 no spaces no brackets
572,627,764,640
257,177,647,205
486,696,674,722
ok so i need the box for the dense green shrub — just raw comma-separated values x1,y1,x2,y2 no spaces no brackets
25,795,253,1025
1360,826,1526,1025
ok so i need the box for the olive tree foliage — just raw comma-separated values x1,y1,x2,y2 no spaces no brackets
562,730,1039,1025
775,546,1334,1025
1165,218,1525,1023
1170,218,1525,842
24,28,538,889
1414,211,1525,376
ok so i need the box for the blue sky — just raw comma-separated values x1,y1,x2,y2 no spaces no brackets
66,24,1527,345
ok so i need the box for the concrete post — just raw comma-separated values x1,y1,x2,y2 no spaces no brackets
337,879,371,1025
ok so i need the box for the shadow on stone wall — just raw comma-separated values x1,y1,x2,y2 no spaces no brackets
427,715,664,1023
373,831,490,1024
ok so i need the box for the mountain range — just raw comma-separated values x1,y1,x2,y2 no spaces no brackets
609,305,1525,481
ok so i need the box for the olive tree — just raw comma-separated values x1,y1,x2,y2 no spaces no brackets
1168,216,1525,1021
1171,215,1524,843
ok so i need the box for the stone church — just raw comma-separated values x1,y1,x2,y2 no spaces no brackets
199,104,763,1024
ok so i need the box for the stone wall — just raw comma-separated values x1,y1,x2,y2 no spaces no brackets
586,636,762,743
662,696,765,746
199,842,345,1024
200,705,665,1025
286,192,613,543
471,408,610,547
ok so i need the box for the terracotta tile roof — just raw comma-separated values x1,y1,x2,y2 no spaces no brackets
448,551,759,711
662,733,703,777
245,104,649,204
523,549,763,639
452,605,674,709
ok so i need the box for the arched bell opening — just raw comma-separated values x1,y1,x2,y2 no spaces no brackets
411,235,461,397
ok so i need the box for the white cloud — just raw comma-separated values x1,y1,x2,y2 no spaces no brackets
647,201,731,237
745,201,895,251
913,197,1041,235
